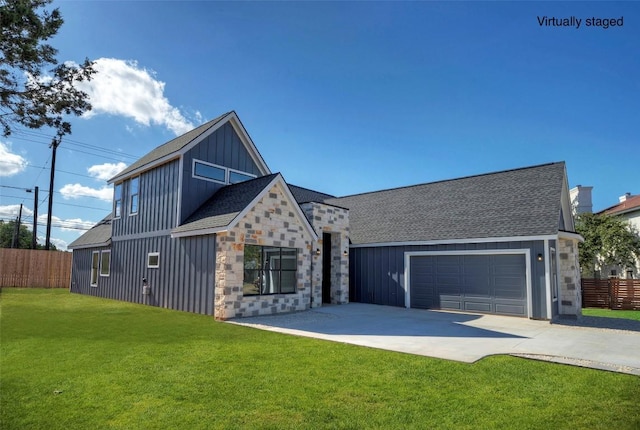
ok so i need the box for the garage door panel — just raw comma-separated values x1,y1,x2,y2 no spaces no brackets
410,254,527,317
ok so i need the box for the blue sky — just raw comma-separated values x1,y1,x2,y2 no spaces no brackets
1,1,638,250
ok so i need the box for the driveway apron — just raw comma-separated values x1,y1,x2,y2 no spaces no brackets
229,303,640,376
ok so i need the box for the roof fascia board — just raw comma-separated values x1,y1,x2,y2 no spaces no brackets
68,240,111,250
227,112,272,175
558,231,584,242
171,226,228,238
222,174,316,241
350,235,559,248
560,166,575,231
171,175,317,241
108,155,180,185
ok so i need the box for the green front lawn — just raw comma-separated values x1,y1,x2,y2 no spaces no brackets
583,308,640,321
2,289,639,429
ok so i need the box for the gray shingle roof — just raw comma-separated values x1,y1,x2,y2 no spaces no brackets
109,112,232,183
288,184,335,203
68,216,112,249
326,162,567,245
173,174,279,234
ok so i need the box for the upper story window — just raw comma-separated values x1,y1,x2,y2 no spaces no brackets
194,160,225,184
114,183,122,218
130,177,139,215
192,159,256,185
229,169,256,184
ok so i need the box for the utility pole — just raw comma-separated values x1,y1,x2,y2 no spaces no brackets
45,142,59,250
32,186,39,249
12,204,23,248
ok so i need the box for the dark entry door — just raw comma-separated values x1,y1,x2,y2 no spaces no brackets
322,233,332,303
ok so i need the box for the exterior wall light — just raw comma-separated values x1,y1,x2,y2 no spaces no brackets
537,253,543,262
316,248,321,255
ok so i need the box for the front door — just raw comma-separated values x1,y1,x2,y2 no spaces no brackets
322,233,332,303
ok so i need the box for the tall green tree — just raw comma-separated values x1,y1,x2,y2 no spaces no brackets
0,220,56,249
575,213,640,277
0,0,94,145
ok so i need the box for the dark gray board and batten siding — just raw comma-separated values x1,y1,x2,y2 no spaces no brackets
112,160,180,237
71,235,216,315
180,122,263,223
349,240,550,319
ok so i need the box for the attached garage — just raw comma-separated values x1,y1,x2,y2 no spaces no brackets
406,251,530,317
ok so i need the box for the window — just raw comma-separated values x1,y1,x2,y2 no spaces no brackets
114,183,122,218
91,251,99,286
100,251,111,277
130,177,139,215
192,159,256,185
243,245,297,296
229,169,256,184
193,160,225,183
148,252,160,268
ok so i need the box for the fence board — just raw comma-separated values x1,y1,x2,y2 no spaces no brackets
0,249,72,288
582,278,640,311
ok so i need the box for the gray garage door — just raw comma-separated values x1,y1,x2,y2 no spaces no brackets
410,254,527,317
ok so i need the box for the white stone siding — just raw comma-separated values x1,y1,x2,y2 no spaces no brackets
558,238,582,316
214,182,313,319
302,203,350,306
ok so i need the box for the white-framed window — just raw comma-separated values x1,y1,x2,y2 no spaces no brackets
100,250,111,277
91,251,99,286
148,252,160,269
192,159,256,185
228,168,256,184
130,176,140,215
193,160,226,184
114,183,122,218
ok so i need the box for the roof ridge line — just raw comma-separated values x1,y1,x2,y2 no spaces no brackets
333,161,565,199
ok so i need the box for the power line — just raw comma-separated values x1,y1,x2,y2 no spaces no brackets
12,129,141,160
0,195,109,211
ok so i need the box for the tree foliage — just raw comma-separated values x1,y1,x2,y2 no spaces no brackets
575,213,640,277
0,0,94,146
0,219,55,249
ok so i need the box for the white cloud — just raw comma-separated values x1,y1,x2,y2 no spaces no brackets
0,204,34,219
0,142,27,177
88,162,127,181
38,235,69,251
37,214,97,232
79,58,198,136
59,183,112,202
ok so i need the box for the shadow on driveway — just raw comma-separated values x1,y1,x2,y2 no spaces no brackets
236,303,526,339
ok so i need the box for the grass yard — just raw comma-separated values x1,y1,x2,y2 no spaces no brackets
2,289,639,430
582,308,640,321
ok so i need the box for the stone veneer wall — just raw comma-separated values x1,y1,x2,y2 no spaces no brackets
214,182,314,320
558,238,582,316
301,203,349,306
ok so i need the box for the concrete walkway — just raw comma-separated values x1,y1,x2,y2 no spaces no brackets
229,303,640,376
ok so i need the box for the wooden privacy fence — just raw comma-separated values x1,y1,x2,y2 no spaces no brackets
581,278,640,310
0,249,72,288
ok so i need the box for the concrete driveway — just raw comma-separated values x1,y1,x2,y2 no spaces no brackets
230,303,640,376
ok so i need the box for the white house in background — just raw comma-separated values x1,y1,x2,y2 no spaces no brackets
598,192,640,279
570,185,593,215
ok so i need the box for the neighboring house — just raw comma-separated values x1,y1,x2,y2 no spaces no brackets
598,193,640,278
69,111,582,320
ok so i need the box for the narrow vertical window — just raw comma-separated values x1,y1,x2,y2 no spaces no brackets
100,251,111,277
130,177,139,215
114,183,122,218
91,251,99,286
